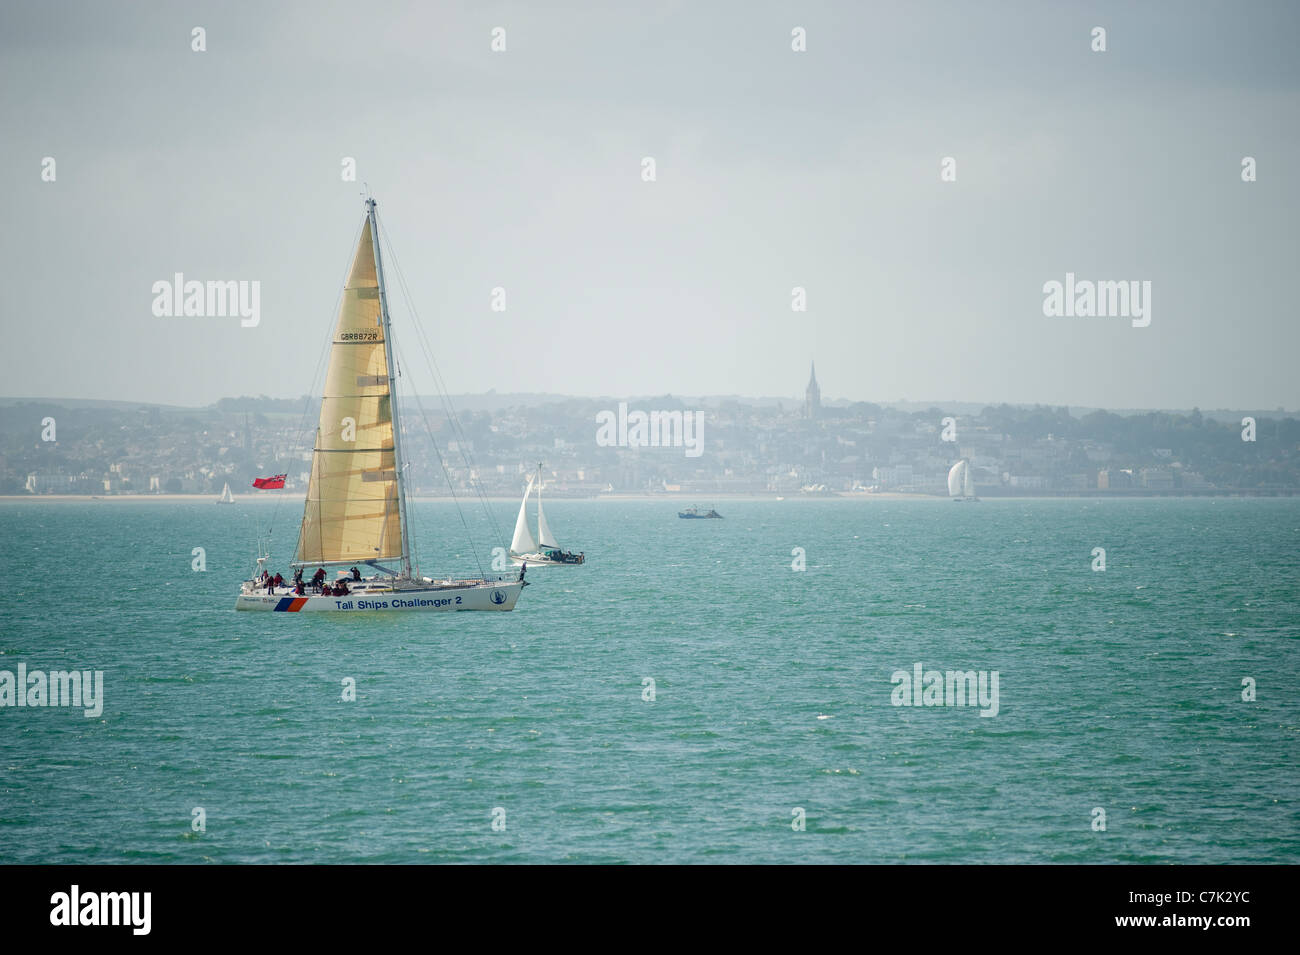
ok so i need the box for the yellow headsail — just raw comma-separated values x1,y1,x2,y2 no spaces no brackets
296,217,403,565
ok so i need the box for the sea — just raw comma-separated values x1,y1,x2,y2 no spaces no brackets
0,497,1296,864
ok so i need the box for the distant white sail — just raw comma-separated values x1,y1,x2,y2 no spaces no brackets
948,459,976,498
947,460,966,497
510,475,537,555
217,482,235,504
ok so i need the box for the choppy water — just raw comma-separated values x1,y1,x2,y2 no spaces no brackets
0,497,1296,863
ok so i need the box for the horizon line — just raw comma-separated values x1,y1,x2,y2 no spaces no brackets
0,393,1294,416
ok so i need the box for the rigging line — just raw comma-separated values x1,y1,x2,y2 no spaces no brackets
376,222,474,466
376,230,510,583
389,350,419,579
376,217,506,546
410,305,506,551
394,337,488,580
243,512,263,579
266,216,365,554
404,307,504,545
375,233,482,524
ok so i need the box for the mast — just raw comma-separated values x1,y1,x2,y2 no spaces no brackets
367,198,413,579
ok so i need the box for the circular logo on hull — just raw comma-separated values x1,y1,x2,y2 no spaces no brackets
490,590,506,605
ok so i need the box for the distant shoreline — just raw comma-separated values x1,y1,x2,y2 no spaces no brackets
1,491,1295,503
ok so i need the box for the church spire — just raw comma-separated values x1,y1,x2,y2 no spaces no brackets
804,360,821,419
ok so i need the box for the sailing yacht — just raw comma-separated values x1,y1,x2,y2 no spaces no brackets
509,464,584,565
948,459,979,501
235,199,525,612
216,482,235,504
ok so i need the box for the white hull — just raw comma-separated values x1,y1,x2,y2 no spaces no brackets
235,579,523,612
510,553,581,566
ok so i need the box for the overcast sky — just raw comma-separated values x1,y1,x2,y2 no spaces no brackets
2,0,1296,410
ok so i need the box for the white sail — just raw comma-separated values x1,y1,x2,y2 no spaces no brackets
218,482,234,503
947,460,966,497
963,463,975,497
510,475,537,555
536,476,559,549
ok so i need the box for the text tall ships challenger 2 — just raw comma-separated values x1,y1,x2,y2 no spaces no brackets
235,199,524,612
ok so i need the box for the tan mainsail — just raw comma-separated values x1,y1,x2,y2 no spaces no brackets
296,218,403,564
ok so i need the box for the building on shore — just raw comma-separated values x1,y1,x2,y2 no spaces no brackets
805,362,820,420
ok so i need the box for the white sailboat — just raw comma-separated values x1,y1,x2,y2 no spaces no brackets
509,464,584,565
948,459,978,501
216,482,235,504
235,198,525,612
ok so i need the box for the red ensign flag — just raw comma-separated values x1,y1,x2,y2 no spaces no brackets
252,474,287,489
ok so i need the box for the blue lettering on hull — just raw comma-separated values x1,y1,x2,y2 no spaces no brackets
327,597,466,610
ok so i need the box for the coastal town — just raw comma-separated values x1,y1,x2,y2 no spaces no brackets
3,365,1296,498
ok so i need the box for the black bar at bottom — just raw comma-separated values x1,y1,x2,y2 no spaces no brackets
0,864,1279,941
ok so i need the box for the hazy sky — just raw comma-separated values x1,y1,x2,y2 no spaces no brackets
2,1,1296,409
